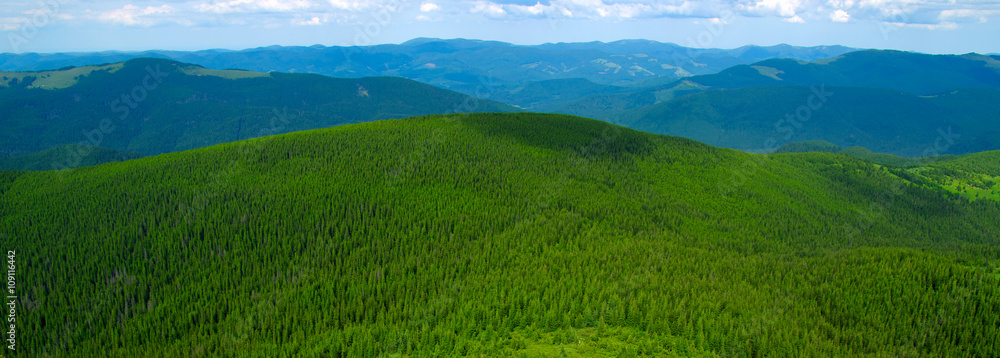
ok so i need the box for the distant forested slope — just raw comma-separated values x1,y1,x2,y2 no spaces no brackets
0,58,517,169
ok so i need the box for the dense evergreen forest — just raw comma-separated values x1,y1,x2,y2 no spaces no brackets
1,113,999,357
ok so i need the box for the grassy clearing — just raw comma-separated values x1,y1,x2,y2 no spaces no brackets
0,63,124,89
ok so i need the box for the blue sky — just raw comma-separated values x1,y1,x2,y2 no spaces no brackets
2,0,999,54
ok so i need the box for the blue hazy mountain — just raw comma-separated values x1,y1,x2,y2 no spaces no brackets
0,58,517,169
0,38,854,102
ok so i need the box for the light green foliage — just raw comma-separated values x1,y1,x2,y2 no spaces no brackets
2,113,999,357
0,63,124,89
179,66,271,79
904,150,1000,201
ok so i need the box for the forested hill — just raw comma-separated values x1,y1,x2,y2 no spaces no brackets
0,57,517,161
3,113,999,356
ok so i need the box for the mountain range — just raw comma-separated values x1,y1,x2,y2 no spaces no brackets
4,45,1000,169
4,36,1000,357
0,38,854,98
548,50,1000,156
0,57,515,166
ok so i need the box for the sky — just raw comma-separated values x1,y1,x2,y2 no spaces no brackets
1,0,999,54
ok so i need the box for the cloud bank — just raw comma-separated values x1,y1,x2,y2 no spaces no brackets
0,0,995,31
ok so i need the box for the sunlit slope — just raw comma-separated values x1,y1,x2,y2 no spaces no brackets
2,113,999,357
904,150,1000,202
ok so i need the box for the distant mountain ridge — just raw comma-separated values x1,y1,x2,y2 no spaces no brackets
541,50,1000,157
613,85,1000,157
0,57,517,168
558,50,1000,115
676,50,1000,95
0,38,855,100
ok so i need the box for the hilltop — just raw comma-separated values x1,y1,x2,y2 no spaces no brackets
3,113,998,357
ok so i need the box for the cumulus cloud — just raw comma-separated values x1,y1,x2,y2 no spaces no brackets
4,0,997,31
741,0,802,18
939,9,1000,23
196,0,316,14
830,9,850,22
464,0,1000,27
325,0,384,11
784,14,805,22
468,0,720,20
471,1,507,18
420,2,441,12
291,15,323,25
97,4,179,26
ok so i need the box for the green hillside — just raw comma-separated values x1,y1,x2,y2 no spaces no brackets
615,86,1000,157
0,58,517,160
774,140,841,154
775,141,957,167
908,150,1000,201
3,113,999,357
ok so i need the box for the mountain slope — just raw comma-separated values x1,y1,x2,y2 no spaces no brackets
0,58,517,160
557,50,1000,117
911,150,1000,201
491,78,631,110
683,50,1000,95
3,113,998,357
613,86,1000,157
775,140,959,167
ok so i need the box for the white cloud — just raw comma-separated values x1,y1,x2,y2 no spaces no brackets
97,4,177,26
325,0,381,11
196,0,315,14
4,0,998,33
886,21,959,30
420,2,440,12
784,14,805,22
830,9,850,22
469,0,713,20
742,0,802,18
826,0,855,8
291,15,323,25
471,1,507,18
461,0,1000,28
939,9,999,23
